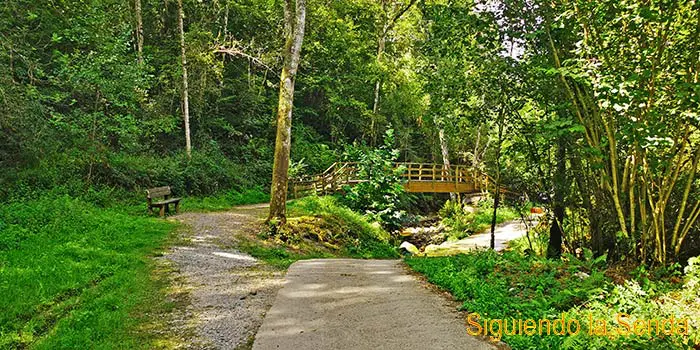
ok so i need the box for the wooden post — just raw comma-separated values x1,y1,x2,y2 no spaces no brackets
455,166,459,187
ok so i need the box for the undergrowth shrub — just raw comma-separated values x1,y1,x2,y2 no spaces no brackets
340,129,411,231
1,146,264,203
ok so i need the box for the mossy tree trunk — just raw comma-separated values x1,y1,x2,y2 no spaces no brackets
268,0,306,225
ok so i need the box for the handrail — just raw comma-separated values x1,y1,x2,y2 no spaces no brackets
291,161,509,198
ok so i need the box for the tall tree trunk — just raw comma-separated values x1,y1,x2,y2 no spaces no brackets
135,0,144,64
370,33,385,145
490,119,504,250
437,123,455,201
547,138,566,259
177,0,191,158
571,153,604,256
268,0,306,225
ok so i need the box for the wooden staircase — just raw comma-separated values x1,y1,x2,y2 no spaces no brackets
291,162,503,198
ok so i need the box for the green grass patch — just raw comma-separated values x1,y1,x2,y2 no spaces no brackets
0,196,179,349
233,196,399,269
405,251,699,349
182,187,269,212
237,238,336,269
286,196,398,259
288,196,390,242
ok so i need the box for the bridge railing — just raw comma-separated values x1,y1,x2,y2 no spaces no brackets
291,162,498,198
400,163,497,192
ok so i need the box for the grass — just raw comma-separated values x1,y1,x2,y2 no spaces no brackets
286,196,398,258
405,251,700,349
288,196,391,242
181,187,270,212
0,195,181,349
0,190,394,348
237,238,337,269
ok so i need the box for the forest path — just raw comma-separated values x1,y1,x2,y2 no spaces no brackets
164,204,284,349
253,259,495,350
424,220,528,256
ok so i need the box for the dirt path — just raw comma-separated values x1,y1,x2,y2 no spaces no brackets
163,204,285,349
253,259,495,350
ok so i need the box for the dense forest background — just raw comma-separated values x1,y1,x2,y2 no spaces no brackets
1,0,435,197
2,0,699,265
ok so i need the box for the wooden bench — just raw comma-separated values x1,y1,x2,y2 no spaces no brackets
146,186,181,217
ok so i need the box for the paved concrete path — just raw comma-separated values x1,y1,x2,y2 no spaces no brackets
253,259,494,350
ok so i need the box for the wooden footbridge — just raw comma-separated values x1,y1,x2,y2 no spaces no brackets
291,162,503,198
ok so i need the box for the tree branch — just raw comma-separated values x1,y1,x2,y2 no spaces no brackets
384,0,419,35
215,46,277,74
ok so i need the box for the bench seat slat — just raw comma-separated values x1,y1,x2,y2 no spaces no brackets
151,198,182,206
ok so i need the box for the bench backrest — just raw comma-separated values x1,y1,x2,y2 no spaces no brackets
146,186,171,199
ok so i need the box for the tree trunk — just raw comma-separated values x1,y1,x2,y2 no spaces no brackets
490,120,504,250
268,0,306,225
437,124,455,200
177,0,191,158
490,186,500,250
547,138,566,259
370,32,386,145
135,0,144,64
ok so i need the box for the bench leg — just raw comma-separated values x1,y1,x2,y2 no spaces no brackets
159,205,165,217
165,203,170,215
175,201,180,214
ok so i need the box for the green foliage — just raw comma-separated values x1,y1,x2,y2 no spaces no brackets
508,222,551,257
0,196,177,348
3,0,699,266
407,251,699,349
234,196,399,270
563,274,700,349
1,148,261,204
439,198,520,240
340,129,410,231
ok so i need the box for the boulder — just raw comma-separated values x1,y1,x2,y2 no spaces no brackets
399,241,421,256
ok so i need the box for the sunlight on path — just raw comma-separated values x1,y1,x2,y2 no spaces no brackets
253,259,494,350
424,220,527,256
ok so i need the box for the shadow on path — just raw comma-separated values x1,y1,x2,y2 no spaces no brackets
254,259,494,350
